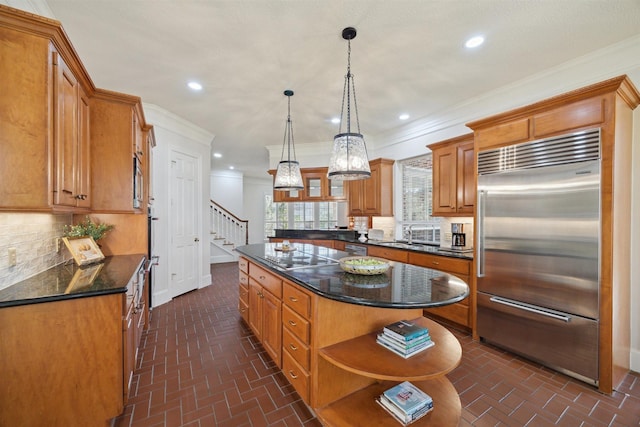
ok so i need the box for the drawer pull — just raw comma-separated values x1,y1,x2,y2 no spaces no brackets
289,343,298,351
288,320,297,327
259,275,266,280
432,261,440,265
258,292,264,298
289,296,298,302
288,370,298,379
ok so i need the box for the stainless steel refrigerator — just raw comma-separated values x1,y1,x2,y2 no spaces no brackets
476,129,601,386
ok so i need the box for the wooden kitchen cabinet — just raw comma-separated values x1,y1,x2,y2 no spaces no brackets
245,259,283,367
407,252,473,329
367,245,408,263
269,167,348,202
348,158,394,216
429,134,474,216
90,90,148,213
0,10,93,212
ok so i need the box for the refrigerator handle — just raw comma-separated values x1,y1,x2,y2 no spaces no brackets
489,296,572,322
477,189,485,277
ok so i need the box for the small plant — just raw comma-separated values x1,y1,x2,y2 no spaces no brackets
64,216,114,241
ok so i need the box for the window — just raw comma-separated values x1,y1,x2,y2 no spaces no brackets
399,154,440,243
264,198,340,238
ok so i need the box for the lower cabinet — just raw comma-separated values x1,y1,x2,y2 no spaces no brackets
245,258,283,367
122,261,148,404
407,252,472,329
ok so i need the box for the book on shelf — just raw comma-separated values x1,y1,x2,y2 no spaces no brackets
376,334,435,358
375,381,434,425
383,320,429,341
379,331,431,348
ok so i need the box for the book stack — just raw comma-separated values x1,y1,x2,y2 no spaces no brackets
376,381,434,425
376,320,434,358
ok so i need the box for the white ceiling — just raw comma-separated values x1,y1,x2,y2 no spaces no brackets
43,0,640,178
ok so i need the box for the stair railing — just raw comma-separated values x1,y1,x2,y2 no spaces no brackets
210,200,249,248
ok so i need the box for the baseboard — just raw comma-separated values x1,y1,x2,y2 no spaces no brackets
631,348,640,373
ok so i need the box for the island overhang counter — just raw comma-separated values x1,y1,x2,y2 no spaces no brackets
235,243,469,427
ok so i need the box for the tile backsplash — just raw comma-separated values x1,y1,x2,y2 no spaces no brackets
0,213,71,291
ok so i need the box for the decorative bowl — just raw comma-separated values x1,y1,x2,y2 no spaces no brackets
339,256,390,275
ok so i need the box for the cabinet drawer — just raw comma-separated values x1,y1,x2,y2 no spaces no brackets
249,263,282,298
238,257,249,274
239,271,249,287
283,282,311,319
239,283,249,305
424,299,470,327
367,246,408,263
282,305,310,344
407,252,470,277
238,299,249,324
283,327,310,370
475,117,530,151
282,350,310,403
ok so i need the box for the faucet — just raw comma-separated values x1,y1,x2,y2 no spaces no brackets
407,225,415,245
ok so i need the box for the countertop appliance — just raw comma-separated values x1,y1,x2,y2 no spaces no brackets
476,128,601,386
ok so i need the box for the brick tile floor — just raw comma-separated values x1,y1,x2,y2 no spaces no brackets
113,262,640,426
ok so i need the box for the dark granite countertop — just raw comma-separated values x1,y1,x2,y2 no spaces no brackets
235,243,469,309
0,254,146,308
270,229,473,260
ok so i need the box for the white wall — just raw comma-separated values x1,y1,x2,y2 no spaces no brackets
143,103,214,308
243,176,273,244
210,169,244,217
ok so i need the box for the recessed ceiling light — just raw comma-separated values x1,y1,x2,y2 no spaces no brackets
331,117,341,124
188,81,203,91
399,113,410,120
213,152,222,158
465,36,484,48
229,166,234,170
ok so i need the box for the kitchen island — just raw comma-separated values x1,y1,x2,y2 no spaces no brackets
235,243,469,426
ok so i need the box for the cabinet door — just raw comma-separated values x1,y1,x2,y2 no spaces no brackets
347,179,365,215
303,170,326,201
248,280,263,340
53,52,80,207
456,141,475,214
262,289,282,367
432,145,457,215
123,300,135,403
361,164,380,215
76,86,91,208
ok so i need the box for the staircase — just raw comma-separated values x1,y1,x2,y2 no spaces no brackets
210,200,248,263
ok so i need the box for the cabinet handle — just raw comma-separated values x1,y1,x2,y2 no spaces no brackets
258,292,264,298
288,371,298,379
432,261,440,265
259,275,266,280
288,320,297,326
289,343,298,351
289,296,298,302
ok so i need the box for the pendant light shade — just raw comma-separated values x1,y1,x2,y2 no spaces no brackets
327,27,371,181
273,90,304,191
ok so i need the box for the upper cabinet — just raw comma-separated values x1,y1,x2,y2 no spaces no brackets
268,167,348,202
347,158,394,217
0,9,93,212
90,90,148,213
429,134,475,216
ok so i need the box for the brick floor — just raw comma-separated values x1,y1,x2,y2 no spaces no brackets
112,262,640,426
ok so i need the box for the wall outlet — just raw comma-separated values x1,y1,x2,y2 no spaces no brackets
444,232,452,242
8,247,17,266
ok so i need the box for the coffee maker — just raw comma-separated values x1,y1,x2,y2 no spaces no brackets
451,223,467,250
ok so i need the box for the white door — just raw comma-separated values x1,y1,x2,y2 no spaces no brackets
170,150,199,298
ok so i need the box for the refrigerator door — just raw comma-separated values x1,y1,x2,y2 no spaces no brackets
477,160,600,319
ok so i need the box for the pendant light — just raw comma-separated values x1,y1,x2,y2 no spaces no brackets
327,27,371,181
273,90,304,191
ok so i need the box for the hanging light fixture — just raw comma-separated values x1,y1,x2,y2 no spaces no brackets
273,90,304,191
327,27,371,181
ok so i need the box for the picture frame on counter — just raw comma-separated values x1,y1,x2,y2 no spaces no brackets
62,236,105,266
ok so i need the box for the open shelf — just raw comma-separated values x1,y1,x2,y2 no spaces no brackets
318,317,462,381
316,377,461,427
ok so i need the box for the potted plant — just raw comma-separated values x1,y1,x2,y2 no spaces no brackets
64,216,114,242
